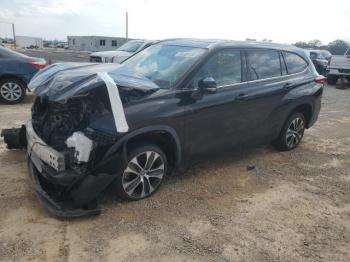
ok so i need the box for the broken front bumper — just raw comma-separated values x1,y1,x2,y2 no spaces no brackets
26,121,66,172
2,121,126,218
25,120,101,217
27,160,101,217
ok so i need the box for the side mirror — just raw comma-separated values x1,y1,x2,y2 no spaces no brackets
198,77,217,93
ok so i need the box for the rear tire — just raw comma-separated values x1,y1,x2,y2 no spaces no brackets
116,143,168,201
327,75,338,85
274,112,306,151
0,78,26,104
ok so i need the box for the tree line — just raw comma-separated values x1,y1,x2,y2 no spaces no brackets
246,38,349,55
293,39,349,55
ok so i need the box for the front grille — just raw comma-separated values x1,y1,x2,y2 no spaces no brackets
90,56,102,63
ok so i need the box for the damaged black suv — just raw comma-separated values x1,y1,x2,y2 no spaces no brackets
1,39,324,217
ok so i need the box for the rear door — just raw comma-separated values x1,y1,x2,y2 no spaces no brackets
241,49,290,141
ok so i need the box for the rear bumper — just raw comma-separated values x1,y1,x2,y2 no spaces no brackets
22,72,38,84
327,68,350,76
308,87,323,128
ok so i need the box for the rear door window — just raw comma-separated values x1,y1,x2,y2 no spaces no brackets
247,50,281,80
283,52,308,74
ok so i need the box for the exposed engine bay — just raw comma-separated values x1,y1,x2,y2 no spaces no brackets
0,63,161,217
32,88,115,151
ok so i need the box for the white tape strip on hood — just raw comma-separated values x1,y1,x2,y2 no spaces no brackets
97,72,129,133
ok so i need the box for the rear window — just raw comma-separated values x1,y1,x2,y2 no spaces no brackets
247,50,281,80
283,52,308,74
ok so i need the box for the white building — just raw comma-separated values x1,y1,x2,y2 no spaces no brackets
16,36,43,48
67,36,127,52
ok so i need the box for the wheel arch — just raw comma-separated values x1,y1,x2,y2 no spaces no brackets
290,103,313,128
0,74,28,86
104,125,182,169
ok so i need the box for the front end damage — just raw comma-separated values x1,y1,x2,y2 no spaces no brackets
1,63,159,217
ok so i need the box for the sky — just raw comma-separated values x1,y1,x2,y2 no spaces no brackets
0,0,349,45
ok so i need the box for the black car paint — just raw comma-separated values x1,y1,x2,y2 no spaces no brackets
121,45,320,160
1,39,323,217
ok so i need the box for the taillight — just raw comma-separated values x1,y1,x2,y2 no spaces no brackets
315,75,326,84
27,61,46,69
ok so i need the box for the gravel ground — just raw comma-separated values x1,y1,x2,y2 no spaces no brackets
18,49,90,64
0,84,349,262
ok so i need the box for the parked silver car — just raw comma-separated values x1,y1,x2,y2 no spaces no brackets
90,40,156,63
327,47,350,85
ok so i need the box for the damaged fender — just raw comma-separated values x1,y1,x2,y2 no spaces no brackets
1,62,161,217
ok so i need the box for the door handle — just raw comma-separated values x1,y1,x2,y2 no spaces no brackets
235,93,249,101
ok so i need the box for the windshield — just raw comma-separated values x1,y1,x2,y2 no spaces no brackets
122,44,206,89
118,40,145,52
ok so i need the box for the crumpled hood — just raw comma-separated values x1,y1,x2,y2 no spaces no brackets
28,63,160,101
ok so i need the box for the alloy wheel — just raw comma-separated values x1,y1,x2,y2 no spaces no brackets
286,117,304,148
0,82,22,102
122,150,165,199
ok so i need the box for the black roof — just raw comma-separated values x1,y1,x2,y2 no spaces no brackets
158,38,305,54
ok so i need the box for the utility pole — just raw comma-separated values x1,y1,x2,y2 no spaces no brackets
0,21,16,49
126,12,128,41
12,23,16,49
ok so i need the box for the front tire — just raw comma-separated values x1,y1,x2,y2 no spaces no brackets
116,143,168,201
274,112,306,151
0,78,26,104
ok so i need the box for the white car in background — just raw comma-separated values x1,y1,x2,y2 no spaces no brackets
89,40,156,63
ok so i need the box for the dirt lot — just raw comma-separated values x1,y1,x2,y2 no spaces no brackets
0,84,349,262
18,49,90,64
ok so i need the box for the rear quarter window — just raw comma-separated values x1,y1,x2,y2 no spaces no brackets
283,52,308,74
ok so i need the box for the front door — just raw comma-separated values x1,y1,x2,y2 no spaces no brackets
182,49,250,156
